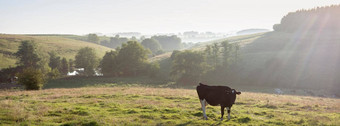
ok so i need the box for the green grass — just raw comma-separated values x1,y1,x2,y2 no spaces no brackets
0,82,339,125
0,34,112,69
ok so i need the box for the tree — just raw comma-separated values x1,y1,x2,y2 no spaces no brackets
75,47,99,76
87,34,99,43
48,68,60,79
170,50,181,60
130,36,138,41
151,35,182,51
100,50,119,76
15,40,41,68
60,57,69,75
69,59,74,72
234,43,240,64
221,41,233,68
141,38,162,54
171,50,206,84
145,62,160,78
17,67,45,90
116,41,150,76
48,51,61,70
211,43,220,68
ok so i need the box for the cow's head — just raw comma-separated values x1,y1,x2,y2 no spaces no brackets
226,89,241,95
226,89,241,105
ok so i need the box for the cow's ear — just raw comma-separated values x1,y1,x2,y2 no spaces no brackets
236,91,241,95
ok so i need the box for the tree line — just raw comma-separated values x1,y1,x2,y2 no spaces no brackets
169,41,240,85
273,4,340,33
86,34,182,54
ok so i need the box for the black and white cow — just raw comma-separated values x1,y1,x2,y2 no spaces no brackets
196,83,241,120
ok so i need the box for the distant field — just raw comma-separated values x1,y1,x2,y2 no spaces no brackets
0,84,339,125
191,33,266,50
0,34,112,69
149,33,266,62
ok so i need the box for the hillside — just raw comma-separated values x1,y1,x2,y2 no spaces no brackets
149,33,266,62
236,29,270,35
0,86,338,125
192,32,266,50
0,34,112,69
231,5,340,94
235,31,340,91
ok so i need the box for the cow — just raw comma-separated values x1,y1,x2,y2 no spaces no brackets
196,83,241,120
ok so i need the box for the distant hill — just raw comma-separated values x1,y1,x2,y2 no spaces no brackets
230,5,340,94
236,29,270,35
0,34,112,69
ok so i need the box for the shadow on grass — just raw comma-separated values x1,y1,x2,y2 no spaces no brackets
44,76,172,89
44,76,338,99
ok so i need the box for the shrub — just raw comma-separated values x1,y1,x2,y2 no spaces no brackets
17,67,45,90
48,69,60,79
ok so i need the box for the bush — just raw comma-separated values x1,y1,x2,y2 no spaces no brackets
17,68,45,90
146,62,160,78
48,69,60,79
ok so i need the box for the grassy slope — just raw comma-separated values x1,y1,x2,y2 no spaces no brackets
149,33,266,62
191,33,266,51
236,31,340,91
0,34,112,69
0,85,339,125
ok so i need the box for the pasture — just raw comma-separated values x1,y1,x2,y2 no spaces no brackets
0,34,112,69
0,80,339,125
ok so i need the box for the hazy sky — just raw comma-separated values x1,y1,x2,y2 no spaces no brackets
0,0,339,34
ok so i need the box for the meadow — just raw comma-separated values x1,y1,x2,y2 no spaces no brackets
0,34,112,69
0,79,339,126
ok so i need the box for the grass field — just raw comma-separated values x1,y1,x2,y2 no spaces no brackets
0,80,339,125
0,34,112,69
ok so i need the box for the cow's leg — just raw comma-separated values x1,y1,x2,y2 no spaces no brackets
220,106,225,121
226,107,231,120
200,99,208,120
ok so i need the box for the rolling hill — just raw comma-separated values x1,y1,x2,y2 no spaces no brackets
236,29,270,35
236,31,340,91
0,34,112,69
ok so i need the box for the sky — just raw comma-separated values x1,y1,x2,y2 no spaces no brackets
0,0,339,35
